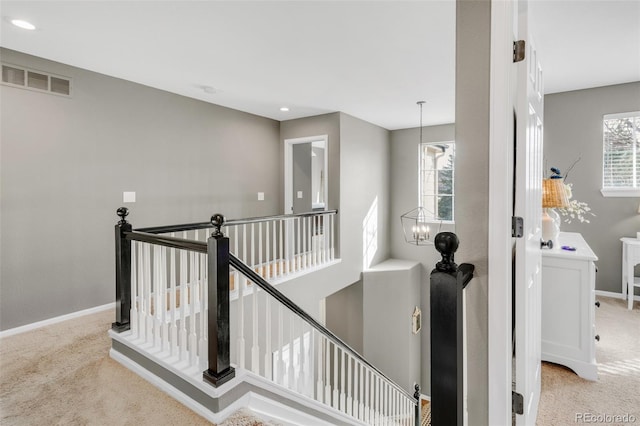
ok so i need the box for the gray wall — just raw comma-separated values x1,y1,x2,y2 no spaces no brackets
363,260,421,392
279,113,391,349
544,82,640,295
326,280,363,353
455,0,491,424
389,123,455,393
0,48,281,330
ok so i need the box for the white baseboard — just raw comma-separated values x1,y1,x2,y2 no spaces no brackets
0,302,115,339
595,290,640,301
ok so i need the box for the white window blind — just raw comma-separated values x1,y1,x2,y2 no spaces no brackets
602,111,640,197
419,141,455,221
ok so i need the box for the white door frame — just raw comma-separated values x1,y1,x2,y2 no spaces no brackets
283,135,329,214
488,0,517,424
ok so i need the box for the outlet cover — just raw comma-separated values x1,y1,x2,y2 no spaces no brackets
123,191,136,203
258,192,265,201
297,191,303,199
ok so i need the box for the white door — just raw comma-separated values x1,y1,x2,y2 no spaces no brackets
514,0,544,424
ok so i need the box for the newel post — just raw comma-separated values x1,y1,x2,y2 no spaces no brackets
203,213,236,387
430,232,474,426
112,207,132,332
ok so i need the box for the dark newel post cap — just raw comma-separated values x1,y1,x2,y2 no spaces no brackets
211,213,225,238
435,231,459,273
414,383,421,400
116,207,129,224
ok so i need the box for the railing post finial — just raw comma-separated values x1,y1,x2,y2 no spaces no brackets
435,231,459,273
414,383,421,401
116,207,129,224
210,213,225,238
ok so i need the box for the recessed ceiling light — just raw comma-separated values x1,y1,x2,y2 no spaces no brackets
280,107,290,112
11,19,36,30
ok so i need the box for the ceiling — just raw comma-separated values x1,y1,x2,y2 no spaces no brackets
1,1,638,130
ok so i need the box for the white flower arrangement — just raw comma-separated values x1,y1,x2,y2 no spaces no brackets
558,183,595,224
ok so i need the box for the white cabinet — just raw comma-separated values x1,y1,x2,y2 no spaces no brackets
541,232,598,381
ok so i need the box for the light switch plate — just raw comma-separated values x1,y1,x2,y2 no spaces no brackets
297,191,303,199
123,191,136,203
258,192,265,201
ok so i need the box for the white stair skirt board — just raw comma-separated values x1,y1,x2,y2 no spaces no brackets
110,330,362,426
0,302,115,338
595,290,640,302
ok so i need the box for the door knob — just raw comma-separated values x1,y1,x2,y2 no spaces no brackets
541,239,553,249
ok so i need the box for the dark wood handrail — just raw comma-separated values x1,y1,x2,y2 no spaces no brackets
125,231,207,253
228,252,417,404
135,209,338,234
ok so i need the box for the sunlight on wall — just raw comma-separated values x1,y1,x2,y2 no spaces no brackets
363,197,379,270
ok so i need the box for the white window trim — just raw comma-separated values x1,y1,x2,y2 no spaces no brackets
601,111,640,195
418,140,455,223
600,188,640,197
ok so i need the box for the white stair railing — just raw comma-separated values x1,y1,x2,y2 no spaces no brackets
145,210,337,284
127,236,209,373
114,209,417,425
229,254,419,426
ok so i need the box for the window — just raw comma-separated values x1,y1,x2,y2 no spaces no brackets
602,112,640,197
419,141,455,221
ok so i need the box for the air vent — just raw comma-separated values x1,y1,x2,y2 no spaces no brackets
1,63,71,96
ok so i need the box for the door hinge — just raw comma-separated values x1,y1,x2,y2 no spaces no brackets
512,216,524,238
513,40,526,63
512,391,524,415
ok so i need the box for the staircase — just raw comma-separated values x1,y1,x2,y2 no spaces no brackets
109,208,420,425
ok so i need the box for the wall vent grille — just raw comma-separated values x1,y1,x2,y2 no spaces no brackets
1,63,71,96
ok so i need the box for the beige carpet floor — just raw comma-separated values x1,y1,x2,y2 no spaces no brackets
1,296,636,425
0,309,272,425
537,296,640,425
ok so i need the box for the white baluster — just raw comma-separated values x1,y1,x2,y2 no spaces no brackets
302,216,307,270
278,305,285,386
265,221,270,279
144,243,152,345
298,322,307,395
333,343,339,409
272,221,277,278
279,219,284,277
330,214,335,260
258,222,263,277
296,217,301,272
340,350,346,412
236,228,245,370
311,215,320,266
264,297,272,380
169,244,177,358
359,363,365,421
286,218,292,274
199,253,207,371
251,278,259,375
288,315,295,390
242,224,247,266
251,223,255,270
351,358,357,418
188,251,198,367
130,241,139,339
376,375,381,424
160,246,168,353
308,216,313,266
179,246,188,362
316,331,324,403
310,216,315,267
324,339,331,404
365,367,370,423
